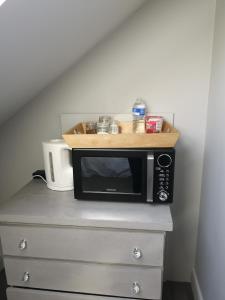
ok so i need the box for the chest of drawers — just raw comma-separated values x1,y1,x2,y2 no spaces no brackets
0,181,173,300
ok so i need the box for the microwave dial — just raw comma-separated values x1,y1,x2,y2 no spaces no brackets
158,191,168,202
157,154,172,168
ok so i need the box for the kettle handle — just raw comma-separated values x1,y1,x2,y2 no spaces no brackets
48,145,71,183
49,152,55,182
61,145,72,169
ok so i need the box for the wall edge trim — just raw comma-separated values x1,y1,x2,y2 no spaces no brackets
191,268,204,300
0,257,3,271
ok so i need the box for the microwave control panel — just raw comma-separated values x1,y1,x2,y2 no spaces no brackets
153,149,175,203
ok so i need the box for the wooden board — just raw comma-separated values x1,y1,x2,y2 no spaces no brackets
63,121,180,148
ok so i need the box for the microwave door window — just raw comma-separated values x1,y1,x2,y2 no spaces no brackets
81,157,142,194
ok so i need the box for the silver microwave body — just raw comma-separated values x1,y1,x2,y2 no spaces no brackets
72,148,175,204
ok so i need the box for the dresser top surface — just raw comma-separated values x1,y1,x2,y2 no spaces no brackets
0,181,173,231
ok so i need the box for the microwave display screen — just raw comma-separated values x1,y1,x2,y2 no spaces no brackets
81,157,143,194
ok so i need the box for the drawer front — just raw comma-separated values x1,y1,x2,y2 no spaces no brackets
0,226,164,266
5,257,162,300
7,288,136,300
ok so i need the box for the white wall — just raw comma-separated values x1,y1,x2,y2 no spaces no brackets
0,0,215,281
194,1,225,299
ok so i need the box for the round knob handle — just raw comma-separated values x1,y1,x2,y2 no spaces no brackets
157,154,172,168
159,191,168,202
133,248,142,259
133,282,140,294
19,239,27,250
22,272,30,282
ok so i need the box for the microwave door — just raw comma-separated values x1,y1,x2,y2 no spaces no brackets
81,157,141,194
81,157,132,193
147,154,154,202
73,149,147,202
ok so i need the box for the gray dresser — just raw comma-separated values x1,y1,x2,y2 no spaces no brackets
0,181,173,300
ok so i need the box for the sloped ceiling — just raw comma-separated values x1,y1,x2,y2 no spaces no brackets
0,0,145,125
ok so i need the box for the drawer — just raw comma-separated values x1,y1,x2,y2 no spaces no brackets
5,257,162,300
0,225,164,266
7,287,137,300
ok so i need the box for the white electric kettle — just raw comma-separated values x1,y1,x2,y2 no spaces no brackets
42,139,73,191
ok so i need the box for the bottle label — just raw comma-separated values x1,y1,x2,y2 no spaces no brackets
132,107,145,116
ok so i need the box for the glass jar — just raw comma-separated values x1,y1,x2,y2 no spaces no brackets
99,115,112,124
97,122,109,134
109,120,119,134
86,121,97,134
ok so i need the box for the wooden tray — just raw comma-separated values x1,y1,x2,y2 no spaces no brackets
63,121,180,148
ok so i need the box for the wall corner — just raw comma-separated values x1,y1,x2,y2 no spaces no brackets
191,269,204,300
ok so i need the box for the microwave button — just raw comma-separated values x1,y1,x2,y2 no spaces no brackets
159,174,165,177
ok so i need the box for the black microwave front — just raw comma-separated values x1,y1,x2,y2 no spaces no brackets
72,148,175,204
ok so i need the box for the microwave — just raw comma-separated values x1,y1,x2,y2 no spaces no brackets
72,148,175,204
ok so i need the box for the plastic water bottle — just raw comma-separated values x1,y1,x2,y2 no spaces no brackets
132,98,146,133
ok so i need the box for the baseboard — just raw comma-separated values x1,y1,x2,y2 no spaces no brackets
0,259,3,271
191,269,204,300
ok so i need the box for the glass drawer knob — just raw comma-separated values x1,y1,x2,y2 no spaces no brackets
133,248,142,259
19,239,27,250
22,272,30,282
133,282,140,294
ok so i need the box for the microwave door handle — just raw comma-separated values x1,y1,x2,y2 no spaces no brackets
147,154,154,202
